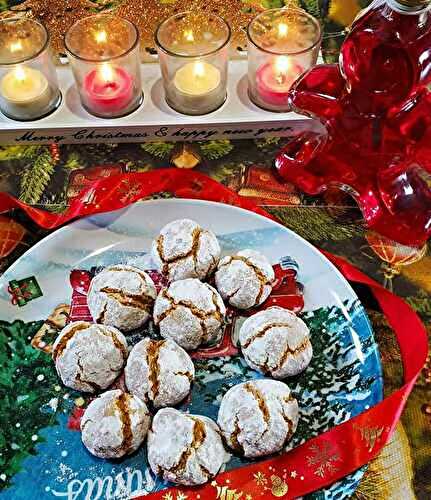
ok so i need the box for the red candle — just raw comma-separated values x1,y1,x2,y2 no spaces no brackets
256,57,304,108
83,64,133,115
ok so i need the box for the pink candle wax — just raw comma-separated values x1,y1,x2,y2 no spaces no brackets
83,65,133,114
256,60,304,107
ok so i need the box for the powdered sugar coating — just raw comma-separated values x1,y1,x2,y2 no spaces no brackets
125,338,195,408
52,321,128,393
87,265,157,332
239,307,313,378
151,219,221,282
153,278,226,350
81,390,150,459
217,379,299,458
215,249,275,309
147,408,225,485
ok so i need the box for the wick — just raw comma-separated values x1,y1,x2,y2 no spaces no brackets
276,73,286,85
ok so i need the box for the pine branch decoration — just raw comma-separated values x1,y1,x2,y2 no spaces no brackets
140,141,175,158
300,0,320,18
0,145,40,162
19,147,56,205
267,206,363,242
198,140,234,160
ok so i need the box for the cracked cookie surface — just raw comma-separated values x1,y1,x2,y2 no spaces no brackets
153,278,226,350
125,338,195,408
215,249,275,309
81,390,150,459
147,408,226,485
151,219,220,282
239,306,313,378
217,379,299,458
52,321,128,393
87,264,157,332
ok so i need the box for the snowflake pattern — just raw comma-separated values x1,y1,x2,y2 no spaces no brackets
306,441,341,478
162,493,187,500
253,471,268,486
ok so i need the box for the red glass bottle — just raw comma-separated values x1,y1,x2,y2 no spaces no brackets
275,0,431,246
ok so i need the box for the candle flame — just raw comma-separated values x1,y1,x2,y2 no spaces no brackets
278,23,288,38
193,61,205,78
275,56,290,85
10,40,23,53
95,30,107,44
184,30,194,42
14,66,27,82
99,62,114,83
275,56,290,75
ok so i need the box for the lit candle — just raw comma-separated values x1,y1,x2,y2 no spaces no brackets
0,65,51,117
247,8,321,112
156,11,230,115
65,15,142,118
0,18,60,121
174,61,221,96
256,56,304,107
83,62,134,115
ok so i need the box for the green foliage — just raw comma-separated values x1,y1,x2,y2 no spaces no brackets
203,161,242,184
259,0,285,8
254,136,281,150
406,290,431,321
0,0,9,11
267,205,363,242
144,191,174,200
0,320,70,490
140,141,175,159
63,151,84,171
198,140,234,160
0,146,40,162
19,148,56,205
300,0,320,17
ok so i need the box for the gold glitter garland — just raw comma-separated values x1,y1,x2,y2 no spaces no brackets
3,0,265,60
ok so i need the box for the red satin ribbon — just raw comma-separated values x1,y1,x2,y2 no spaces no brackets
0,169,427,499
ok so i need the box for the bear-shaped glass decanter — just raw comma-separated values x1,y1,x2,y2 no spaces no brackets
275,0,431,246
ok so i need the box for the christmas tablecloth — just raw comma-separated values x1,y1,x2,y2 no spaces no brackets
0,1,430,498
0,139,430,499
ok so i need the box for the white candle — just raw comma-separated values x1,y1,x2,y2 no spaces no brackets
170,60,225,115
174,61,221,96
0,66,51,119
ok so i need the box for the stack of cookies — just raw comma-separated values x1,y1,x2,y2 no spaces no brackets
51,218,313,486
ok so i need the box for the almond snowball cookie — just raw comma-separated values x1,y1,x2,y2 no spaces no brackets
87,264,157,332
239,306,313,378
125,338,195,408
52,321,128,392
81,390,150,459
215,249,275,309
217,379,299,458
151,219,221,282
154,278,226,350
148,408,225,485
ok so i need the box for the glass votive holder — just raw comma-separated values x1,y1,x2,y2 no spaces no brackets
0,18,61,121
65,14,142,118
155,11,230,115
247,8,321,112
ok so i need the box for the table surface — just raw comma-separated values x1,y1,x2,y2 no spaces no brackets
0,139,430,499
0,1,430,499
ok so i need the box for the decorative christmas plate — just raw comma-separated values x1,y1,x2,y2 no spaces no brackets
0,199,383,500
